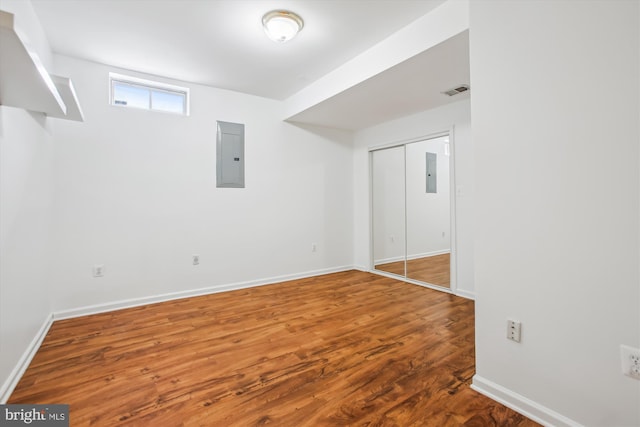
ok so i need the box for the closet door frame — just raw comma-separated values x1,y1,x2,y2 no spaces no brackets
368,127,457,295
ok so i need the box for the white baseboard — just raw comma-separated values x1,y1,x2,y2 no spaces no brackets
375,250,451,265
455,288,475,300
406,249,450,261
373,255,404,264
53,265,354,321
0,313,54,403
471,375,583,427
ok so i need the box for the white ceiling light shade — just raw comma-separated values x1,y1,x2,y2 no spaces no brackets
262,10,304,43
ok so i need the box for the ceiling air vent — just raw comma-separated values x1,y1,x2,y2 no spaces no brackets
443,85,470,96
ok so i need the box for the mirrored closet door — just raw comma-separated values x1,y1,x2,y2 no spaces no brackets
372,146,406,278
371,134,454,290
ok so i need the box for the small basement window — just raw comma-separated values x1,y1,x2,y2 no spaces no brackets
109,72,189,115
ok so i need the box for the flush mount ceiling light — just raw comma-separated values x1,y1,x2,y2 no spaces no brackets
262,10,304,43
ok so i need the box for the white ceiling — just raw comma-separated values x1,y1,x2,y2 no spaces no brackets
29,0,470,130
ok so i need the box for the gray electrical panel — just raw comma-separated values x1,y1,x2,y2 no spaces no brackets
216,121,245,188
426,152,437,193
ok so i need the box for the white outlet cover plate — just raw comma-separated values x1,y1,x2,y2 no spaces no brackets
92,264,104,277
620,344,640,379
506,319,521,343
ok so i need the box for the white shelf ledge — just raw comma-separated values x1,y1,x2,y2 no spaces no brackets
49,75,84,122
0,10,84,122
0,10,65,115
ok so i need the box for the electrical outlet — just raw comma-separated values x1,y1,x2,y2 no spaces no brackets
192,255,200,266
92,264,105,278
506,319,521,343
311,243,317,252
620,345,640,379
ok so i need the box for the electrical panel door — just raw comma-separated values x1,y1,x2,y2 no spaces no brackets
216,121,245,188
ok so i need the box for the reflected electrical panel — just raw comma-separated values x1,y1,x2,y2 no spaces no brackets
426,152,437,193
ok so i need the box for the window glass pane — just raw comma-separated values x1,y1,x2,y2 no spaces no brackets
110,73,189,115
113,82,150,109
151,90,185,114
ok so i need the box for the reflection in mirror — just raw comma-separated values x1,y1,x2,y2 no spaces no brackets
405,137,451,287
372,146,406,278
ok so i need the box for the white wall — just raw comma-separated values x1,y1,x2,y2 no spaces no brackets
353,99,474,297
49,55,355,313
0,107,54,401
470,1,640,425
0,0,55,402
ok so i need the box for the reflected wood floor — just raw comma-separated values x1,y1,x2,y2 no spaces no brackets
376,254,450,288
10,271,537,426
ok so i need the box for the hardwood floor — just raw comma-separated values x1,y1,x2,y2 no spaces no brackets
9,271,537,426
376,254,450,288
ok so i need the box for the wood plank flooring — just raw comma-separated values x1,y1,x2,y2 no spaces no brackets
9,271,537,426
376,254,450,288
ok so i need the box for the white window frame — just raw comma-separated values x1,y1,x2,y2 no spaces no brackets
109,72,190,116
